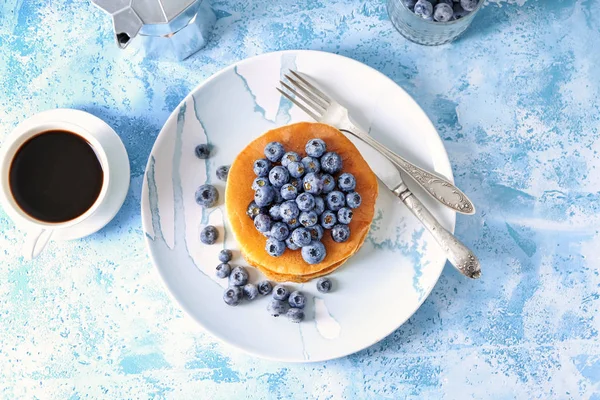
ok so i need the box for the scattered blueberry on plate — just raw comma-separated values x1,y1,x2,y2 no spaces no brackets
200,225,219,244
243,284,259,300
257,281,273,295
218,249,232,263
195,184,219,208
288,291,306,309
316,277,333,293
272,285,290,301
195,144,211,159
229,266,249,287
216,263,231,278
223,286,243,306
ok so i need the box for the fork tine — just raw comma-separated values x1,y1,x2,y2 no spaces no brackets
277,88,321,122
284,74,329,110
279,81,324,119
289,71,331,104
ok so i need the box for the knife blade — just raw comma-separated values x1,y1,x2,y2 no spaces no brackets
341,129,481,279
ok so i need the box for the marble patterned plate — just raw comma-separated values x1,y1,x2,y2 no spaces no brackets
141,50,456,362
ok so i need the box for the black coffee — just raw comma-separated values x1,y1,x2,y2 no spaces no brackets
9,131,104,223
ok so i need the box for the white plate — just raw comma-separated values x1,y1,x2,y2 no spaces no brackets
141,50,455,362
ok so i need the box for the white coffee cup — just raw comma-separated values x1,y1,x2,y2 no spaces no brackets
0,109,128,259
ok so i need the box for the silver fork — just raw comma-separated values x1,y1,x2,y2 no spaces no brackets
277,71,475,215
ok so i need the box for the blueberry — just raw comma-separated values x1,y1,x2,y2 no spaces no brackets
270,222,290,241
303,172,323,195
223,286,243,306
269,204,282,221
301,241,326,264
247,201,267,220
218,249,232,263
229,266,249,286
287,218,301,229
316,277,332,293
308,225,324,241
269,166,290,187
414,0,433,18
296,192,315,212
438,0,452,4
286,308,305,323
305,138,327,158
266,237,286,257
288,291,306,308
460,0,477,11
301,156,320,174
257,280,273,295
195,144,211,159
299,211,318,227
216,263,231,278
287,161,305,179
346,192,362,209
253,159,271,177
272,285,290,301
195,184,219,208
320,210,337,229
280,200,300,223
200,225,219,244
286,236,301,250
254,185,275,207
433,3,453,21
267,299,287,317
264,141,285,162
291,227,312,247
216,165,230,181
320,174,336,193
331,224,350,243
337,207,353,224
254,214,272,233
243,284,259,300
281,151,301,168
313,196,325,215
252,177,269,191
337,173,356,192
280,183,298,201
402,0,417,8
321,152,343,174
326,191,346,211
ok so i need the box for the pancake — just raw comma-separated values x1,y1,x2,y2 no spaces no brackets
240,229,370,283
225,122,378,280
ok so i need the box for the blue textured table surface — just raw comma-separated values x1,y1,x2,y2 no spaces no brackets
1,0,599,398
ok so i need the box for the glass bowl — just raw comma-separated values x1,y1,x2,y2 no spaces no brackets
387,0,484,46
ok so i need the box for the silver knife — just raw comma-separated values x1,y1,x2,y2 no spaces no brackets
343,131,481,279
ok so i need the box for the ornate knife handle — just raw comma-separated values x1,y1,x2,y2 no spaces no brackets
346,128,475,215
393,182,481,279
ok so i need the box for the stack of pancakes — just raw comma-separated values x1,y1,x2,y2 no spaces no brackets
225,122,378,283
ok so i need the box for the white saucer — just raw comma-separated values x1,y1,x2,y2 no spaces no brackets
2,109,130,241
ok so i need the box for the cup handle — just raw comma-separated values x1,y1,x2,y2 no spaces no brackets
23,228,54,260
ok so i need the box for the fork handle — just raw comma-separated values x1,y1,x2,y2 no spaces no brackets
393,183,481,279
344,128,475,215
